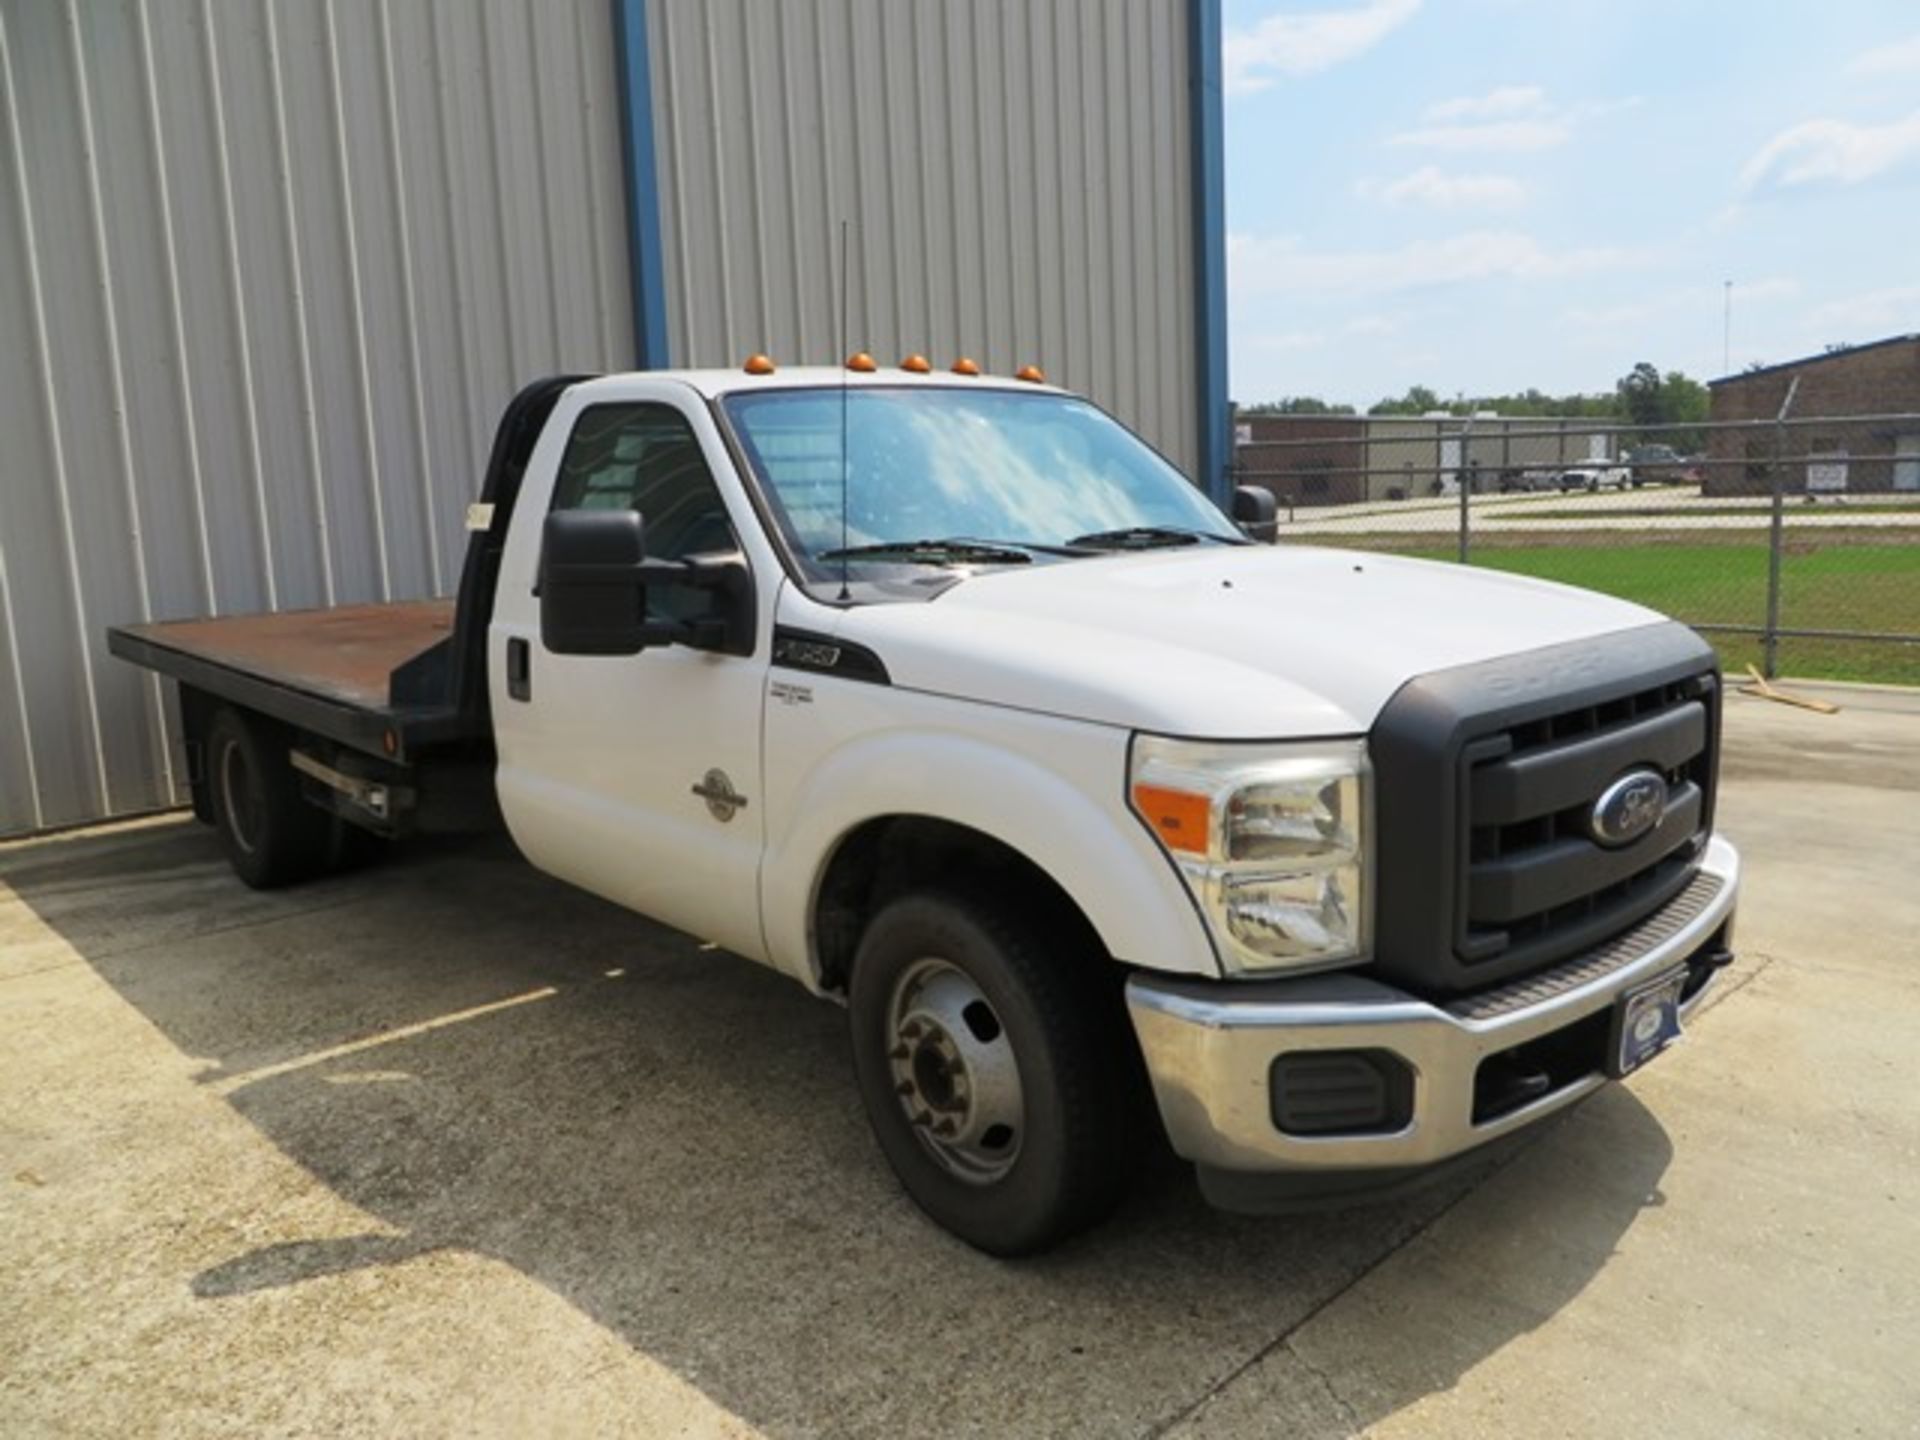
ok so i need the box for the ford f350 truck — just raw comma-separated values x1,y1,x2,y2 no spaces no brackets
110,363,1738,1255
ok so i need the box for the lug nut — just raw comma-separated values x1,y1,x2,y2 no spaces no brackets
896,1081,914,1096
902,1022,923,1041
912,1110,932,1128
889,1044,909,1061
932,1118,957,1137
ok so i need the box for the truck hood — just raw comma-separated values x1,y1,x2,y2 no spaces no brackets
834,545,1668,737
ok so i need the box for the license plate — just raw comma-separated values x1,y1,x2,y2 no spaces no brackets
1609,967,1687,1078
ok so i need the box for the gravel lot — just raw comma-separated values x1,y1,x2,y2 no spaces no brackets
3,686,1916,1438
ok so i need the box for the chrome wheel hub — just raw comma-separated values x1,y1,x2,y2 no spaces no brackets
886,957,1024,1184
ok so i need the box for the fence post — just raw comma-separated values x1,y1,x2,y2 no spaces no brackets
1457,414,1474,565
1763,377,1800,679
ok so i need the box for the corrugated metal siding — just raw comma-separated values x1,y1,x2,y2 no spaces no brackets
0,0,634,836
646,0,1198,475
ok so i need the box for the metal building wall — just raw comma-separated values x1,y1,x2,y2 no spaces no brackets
0,0,635,836
644,0,1201,477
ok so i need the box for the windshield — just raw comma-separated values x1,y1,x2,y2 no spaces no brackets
721,387,1241,578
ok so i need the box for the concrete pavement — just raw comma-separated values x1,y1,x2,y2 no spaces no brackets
3,694,1916,1437
1272,485,1920,539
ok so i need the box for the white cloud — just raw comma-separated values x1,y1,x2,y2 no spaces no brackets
1564,299,1661,334
1224,0,1420,95
1388,119,1569,153
1564,279,1801,341
1229,229,1645,298
1344,314,1398,336
1390,93,1639,153
1356,166,1527,207
1848,35,1920,76
1809,284,1920,333
1742,109,1920,189
1249,330,1329,353
1423,85,1547,122
1735,277,1804,304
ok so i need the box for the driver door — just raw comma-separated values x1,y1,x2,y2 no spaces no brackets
490,384,771,961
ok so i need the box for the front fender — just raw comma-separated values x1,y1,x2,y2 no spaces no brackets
759,723,1219,990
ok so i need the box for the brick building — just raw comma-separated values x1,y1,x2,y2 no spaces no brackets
1234,415,1369,505
1705,335,1920,496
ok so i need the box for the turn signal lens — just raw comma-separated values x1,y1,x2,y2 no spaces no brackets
901,353,932,373
743,353,776,375
1015,364,1046,383
846,351,877,372
951,357,981,376
1131,783,1212,857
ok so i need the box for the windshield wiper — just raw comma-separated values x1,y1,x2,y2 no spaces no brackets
816,537,1036,566
1064,525,1245,551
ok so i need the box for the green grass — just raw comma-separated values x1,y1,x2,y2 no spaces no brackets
1382,536,1920,685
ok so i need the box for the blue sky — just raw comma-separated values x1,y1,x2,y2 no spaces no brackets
1222,0,1920,408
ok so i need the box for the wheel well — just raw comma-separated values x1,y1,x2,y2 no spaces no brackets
812,816,1107,994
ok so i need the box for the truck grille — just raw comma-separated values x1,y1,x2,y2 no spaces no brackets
1368,622,1721,996
1458,674,1715,975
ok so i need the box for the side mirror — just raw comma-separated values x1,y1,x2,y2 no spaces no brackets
1231,485,1279,543
540,509,652,655
539,509,755,657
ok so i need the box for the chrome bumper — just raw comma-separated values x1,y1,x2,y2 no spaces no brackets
1127,834,1739,1178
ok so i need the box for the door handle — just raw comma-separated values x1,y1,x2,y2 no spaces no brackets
506,637,531,701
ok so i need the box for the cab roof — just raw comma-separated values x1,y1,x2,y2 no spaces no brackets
569,365,1067,402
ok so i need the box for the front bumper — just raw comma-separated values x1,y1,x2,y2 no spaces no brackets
1126,834,1739,1202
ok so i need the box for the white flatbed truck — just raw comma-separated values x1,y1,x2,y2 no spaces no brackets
111,364,1738,1255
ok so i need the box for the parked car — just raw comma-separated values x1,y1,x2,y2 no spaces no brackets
109,364,1739,1255
1622,444,1689,486
1558,461,1633,492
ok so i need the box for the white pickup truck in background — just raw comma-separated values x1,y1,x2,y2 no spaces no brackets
111,363,1739,1255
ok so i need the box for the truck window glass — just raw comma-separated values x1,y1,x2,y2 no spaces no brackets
552,403,738,624
722,387,1238,572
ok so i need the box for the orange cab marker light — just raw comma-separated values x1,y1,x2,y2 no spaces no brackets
901,353,932,373
1015,363,1046,383
951,357,981,376
1131,783,1210,856
743,353,776,375
846,351,878,372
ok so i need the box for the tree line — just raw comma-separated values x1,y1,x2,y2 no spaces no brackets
1240,363,1711,437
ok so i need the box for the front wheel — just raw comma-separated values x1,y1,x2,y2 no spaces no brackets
848,891,1132,1256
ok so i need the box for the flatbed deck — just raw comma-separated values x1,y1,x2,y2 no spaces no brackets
108,600,479,761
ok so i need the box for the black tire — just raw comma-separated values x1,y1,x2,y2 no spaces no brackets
206,707,335,888
848,890,1131,1256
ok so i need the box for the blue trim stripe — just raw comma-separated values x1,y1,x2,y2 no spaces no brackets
1188,0,1230,504
612,0,670,368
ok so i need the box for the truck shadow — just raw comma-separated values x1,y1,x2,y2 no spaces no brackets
7,818,1675,1439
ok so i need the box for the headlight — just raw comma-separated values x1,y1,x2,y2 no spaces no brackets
1129,735,1371,976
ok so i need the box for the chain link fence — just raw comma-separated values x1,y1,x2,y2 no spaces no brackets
1236,411,1920,686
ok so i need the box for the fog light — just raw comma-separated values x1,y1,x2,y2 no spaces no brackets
1270,1050,1414,1136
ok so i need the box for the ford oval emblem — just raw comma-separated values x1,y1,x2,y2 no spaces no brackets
1590,769,1667,848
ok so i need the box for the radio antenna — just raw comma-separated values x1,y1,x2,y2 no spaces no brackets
837,218,851,602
